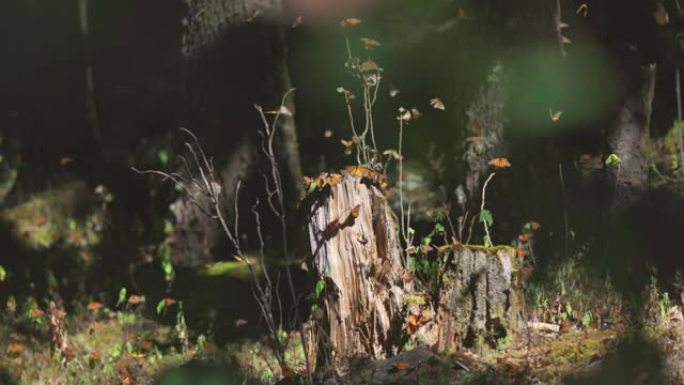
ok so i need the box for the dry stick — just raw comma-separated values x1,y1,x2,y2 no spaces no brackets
344,37,369,164
343,92,363,165
676,65,684,176
676,0,684,16
459,210,470,242
398,116,407,259
131,136,288,363
366,78,381,160
256,92,314,384
480,172,496,245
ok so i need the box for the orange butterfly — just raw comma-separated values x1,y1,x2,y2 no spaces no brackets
488,157,512,169
327,173,343,186
358,60,379,73
346,165,372,178
340,17,361,27
430,97,445,110
360,37,381,48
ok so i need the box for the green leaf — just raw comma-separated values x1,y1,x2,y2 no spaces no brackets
163,220,174,234
109,343,122,359
158,149,169,166
582,311,592,327
196,334,206,355
162,259,174,276
434,223,445,233
605,153,622,166
479,210,494,227
156,299,165,315
336,87,345,93
117,287,127,307
422,236,432,246
0,265,6,282
408,256,417,270
314,278,326,299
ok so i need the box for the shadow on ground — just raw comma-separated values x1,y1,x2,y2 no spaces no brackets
154,362,245,385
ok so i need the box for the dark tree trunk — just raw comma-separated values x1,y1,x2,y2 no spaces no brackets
167,0,303,266
605,63,657,213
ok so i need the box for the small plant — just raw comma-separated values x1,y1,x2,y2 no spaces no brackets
175,301,189,352
605,153,622,168
477,158,511,246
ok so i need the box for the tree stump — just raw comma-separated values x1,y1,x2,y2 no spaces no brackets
307,173,523,367
307,173,405,366
437,246,522,353
397,246,521,356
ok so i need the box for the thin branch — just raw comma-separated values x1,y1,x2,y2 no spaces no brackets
480,172,496,245
398,116,408,263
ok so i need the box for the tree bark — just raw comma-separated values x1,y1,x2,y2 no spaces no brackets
307,173,522,368
605,63,657,212
308,173,405,367
437,246,521,354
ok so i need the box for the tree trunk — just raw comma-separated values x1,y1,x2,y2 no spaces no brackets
606,63,657,212
464,64,508,201
170,0,303,263
436,246,521,354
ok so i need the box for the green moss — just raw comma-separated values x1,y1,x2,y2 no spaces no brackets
460,244,516,254
402,294,427,306
202,259,259,280
2,181,101,250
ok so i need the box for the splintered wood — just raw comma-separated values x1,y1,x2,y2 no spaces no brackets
307,174,522,369
308,174,404,365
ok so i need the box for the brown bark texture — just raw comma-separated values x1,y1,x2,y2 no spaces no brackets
308,173,405,366
307,174,522,368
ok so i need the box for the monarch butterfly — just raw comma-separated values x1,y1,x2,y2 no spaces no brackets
488,157,512,169
430,97,445,110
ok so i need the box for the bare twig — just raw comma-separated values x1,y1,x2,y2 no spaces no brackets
255,90,314,383
480,172,496,245
132,128,289,366
398,116,407,259
343,92,363,165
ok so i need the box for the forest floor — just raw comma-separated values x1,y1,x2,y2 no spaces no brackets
2,302,684,385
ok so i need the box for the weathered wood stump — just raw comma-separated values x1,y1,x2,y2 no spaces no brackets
307,173,522,368
307,173,405,366
437,246,522,353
